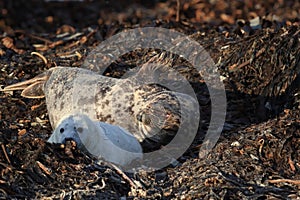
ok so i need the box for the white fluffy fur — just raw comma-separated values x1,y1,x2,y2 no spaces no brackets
48,113,143,167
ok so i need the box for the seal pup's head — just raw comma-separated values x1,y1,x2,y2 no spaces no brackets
48,113,143,167
47,113,90,148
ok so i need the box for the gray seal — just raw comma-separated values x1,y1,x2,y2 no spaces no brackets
2,62,199,151
48,113,143,167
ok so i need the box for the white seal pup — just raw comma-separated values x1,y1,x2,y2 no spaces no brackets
2,62,199,151
48,113,142,167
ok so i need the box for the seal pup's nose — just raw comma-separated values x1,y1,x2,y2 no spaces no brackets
62,137,76,144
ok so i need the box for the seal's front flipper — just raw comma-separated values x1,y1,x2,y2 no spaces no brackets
1,71,51,98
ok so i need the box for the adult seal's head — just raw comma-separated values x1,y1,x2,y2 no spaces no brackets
132,83,198,151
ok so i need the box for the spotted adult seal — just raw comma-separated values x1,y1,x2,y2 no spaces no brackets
48,113,142,167
2,61,199,151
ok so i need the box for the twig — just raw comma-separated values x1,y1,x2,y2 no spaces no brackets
62,28,97,50
176,0,181,22
31,52,48,65
288,155,296,172
57,51,82,59
36,161,52,175
98,178,106,189
109,163,138,189
292,29,300,37
14,30,53,44
28,34,53,44
48,40,64,48
268,179,300,185
1,144,11,164
229,47,265,71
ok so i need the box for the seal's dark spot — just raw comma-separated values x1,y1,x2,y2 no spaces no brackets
60,128,64,133
77,127,83,133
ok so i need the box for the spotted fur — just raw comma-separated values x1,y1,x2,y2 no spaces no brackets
2,62,199,151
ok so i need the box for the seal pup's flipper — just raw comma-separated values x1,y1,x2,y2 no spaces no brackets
1,69,54,98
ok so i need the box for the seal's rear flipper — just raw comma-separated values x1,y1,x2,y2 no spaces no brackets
1,70,52,98
20,81,45,98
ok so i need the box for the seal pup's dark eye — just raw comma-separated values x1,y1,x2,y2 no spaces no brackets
60,128,64,133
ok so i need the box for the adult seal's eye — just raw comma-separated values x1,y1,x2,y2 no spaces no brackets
137,113,151,125
142,114,151,125
60,128,64,133
137,114,142,122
